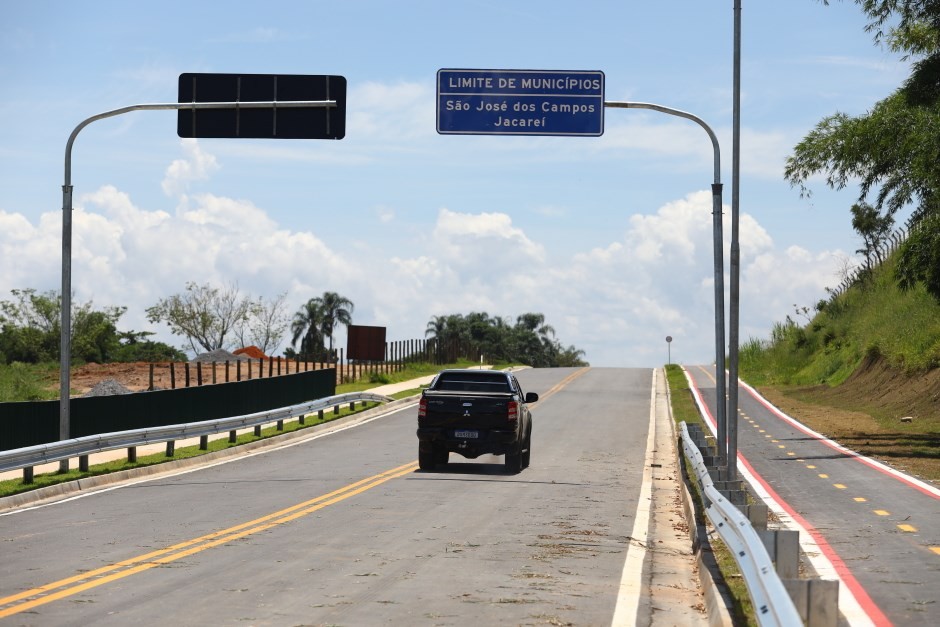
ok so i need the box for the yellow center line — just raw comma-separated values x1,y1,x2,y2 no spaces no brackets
0,461,418,618
534,367,590,405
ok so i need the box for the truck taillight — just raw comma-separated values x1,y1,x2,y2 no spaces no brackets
507,400,518,423
419,397,427,418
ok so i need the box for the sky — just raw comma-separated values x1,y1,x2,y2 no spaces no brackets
0,1,913,367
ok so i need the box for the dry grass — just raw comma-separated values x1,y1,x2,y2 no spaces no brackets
757,356,939,483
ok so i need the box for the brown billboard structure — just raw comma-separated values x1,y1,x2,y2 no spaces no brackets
347,325,387,361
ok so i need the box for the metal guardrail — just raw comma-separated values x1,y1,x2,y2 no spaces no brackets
679,421,802,627
0,392,393,474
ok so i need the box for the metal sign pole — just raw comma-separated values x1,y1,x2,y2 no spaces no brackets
605,102,727,462
58,100,337,461
728,0,743,481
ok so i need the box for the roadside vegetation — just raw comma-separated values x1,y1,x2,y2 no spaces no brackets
739,253,940,482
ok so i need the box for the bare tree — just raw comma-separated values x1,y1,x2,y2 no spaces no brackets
234,292,289,356
146,282,252,355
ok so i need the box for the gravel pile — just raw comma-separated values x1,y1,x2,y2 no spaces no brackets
191,349,250,363
83,378,132,397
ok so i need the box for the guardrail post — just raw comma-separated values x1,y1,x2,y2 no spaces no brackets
299,414,305,425
745,503,768,531
318,409,324,421
229,430,237,443
758,529,800,579
165,441,175,457
276,419,284,431
783,579,839,627
349,401,355,411
253,425,262,437
79,455,89,472
23,467,34,484
199,435,208,450
128,446,137,463
333,405,339,415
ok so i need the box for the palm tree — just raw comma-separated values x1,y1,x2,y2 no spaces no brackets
314,291,354,359
290,299,326,359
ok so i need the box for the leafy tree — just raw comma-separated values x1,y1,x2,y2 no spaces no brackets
112,331,187,362
422,310,588,367
146,282,252,355
290,298,327,360
851,202,895,268
314,291,354,357
0,289,124,364
896,211,940,297
70,305,125,363
787,1,940,300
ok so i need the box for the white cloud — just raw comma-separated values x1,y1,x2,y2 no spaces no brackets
0,142,853,366
162,139,220,197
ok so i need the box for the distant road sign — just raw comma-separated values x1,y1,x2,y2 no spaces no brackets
437,69,604,136
178,73,346,139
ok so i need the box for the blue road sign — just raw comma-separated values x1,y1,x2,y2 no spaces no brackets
437,69,604,137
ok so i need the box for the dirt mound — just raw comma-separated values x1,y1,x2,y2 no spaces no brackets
234,345,267,359
812,357,940,422
192,349,249,363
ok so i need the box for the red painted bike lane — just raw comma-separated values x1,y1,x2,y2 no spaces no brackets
684,365,940,627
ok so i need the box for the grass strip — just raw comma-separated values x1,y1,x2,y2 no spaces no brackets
664,364,756,627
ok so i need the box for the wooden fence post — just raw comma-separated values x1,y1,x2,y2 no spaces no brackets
170,362,176,389
149,363,155,391
184,362,190,387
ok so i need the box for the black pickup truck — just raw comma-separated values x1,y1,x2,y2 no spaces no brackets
416,369,538,473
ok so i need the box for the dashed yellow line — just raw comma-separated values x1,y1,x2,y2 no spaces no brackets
874,510,890,516
834,484,847,490
818,474,829,479
930,547,940,556
854,497,867,502
898,524,917,533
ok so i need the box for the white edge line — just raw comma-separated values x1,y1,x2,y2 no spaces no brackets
610,368,656,626
681,367,876,627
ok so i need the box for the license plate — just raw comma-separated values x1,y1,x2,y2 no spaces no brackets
454,430,479,439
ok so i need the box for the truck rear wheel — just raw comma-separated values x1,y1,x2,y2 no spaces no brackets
521,430,531,469
418,445,436,471
505,448,522,474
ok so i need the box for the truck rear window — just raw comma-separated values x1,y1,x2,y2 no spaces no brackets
433,373,512,393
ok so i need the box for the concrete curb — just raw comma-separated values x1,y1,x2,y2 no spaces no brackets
0,394,420,513
663,368,734,627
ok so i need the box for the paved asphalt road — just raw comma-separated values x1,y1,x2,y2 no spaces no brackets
0,367,669,626
685,365,940,627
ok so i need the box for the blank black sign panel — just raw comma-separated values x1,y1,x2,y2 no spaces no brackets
177,73,346,139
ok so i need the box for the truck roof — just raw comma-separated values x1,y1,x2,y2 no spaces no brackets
430,369,513,393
